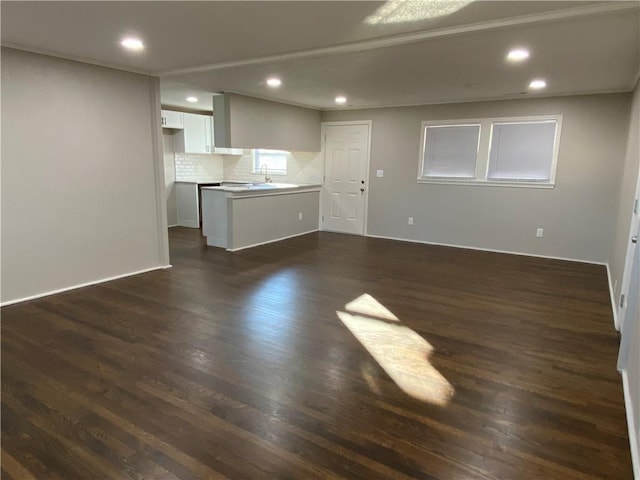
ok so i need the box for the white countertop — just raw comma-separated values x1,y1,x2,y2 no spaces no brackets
174,179,225,184
201,182,321,197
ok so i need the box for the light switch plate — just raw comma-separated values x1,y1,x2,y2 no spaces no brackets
376,170,384,177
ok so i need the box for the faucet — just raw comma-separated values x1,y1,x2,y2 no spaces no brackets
260,164,272,183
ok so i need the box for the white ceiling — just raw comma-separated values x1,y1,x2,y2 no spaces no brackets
2,1,639,111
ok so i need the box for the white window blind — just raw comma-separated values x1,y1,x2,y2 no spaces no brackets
422,124,480,178
488,121,558,181
253,149,288,175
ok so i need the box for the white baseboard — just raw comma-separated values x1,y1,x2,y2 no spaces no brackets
606,264,620,330
228,229,318,252
177,219,199,228
167,224,179,228
364,233,606,266
0,264,172,307
622,370,640,479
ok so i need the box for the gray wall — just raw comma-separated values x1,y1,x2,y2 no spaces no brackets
163,131,178,225
231,191,319,250
610,81,640,475
322,93,631,263
624,252,639,476
1,48,168,304
610,82,640,303
221,93,321,151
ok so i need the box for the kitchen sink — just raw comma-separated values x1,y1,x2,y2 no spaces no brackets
248,182,298,189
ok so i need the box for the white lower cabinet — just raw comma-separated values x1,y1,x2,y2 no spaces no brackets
176,182,223,228
176,183,200,228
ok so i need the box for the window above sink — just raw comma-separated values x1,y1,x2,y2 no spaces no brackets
253,149,289,176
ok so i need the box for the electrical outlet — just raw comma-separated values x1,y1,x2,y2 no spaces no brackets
408,217,414,225
536,228,544,238
376,170,384,178
298,212,303,220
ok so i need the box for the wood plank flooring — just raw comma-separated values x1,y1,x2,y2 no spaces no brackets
1,227,633,479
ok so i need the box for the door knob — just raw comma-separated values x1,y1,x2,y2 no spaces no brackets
632,235,638,244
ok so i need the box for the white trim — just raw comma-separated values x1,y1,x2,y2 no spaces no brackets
320,120,372,237
177,219,200,228
364,121,373,236
321,120,374,127
1,42,152,75
418,121,481,180
606,264,619,330
417,179,556,189
617,175,640,332
0,265,172,307
622,370,640,479
251,148,289,175
417,115,562,188
365,233,606,265
488,116,562,186
167,224,179,228
160,2,635,77
227,229,318,252
322,88,635,112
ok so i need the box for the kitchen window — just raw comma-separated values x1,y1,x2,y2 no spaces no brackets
253,149,288,176
418,115,562,188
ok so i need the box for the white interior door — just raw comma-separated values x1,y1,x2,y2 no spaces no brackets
616,219,639,477
618,174,640,331
617,221,638,371
321,123,370,235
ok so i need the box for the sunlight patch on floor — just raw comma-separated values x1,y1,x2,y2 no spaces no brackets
345,293,399,322
360,362,383,395
337,296,454,406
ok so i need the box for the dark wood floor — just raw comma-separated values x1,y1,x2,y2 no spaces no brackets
1,227,632,479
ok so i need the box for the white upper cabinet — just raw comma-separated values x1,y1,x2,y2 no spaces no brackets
176,113,213,154
161,110,184,129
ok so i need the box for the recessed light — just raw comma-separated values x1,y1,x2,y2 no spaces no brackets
507,48,530,62
529,79,547,90
335,96,347,104
120,37,144,51
266,77,282,88
186,96,198,103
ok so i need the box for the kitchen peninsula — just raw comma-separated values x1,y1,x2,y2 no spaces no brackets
201,183,321,251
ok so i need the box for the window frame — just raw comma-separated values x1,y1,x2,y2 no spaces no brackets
417,115,562,189
252,149,289,176
420,122,482,180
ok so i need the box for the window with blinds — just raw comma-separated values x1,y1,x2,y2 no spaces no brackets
487,120,558,182
418,115,561,188
421,124,480,178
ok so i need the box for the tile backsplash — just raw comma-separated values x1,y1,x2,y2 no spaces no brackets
174,150,324,184
223,151,323,184
175,153,224,181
